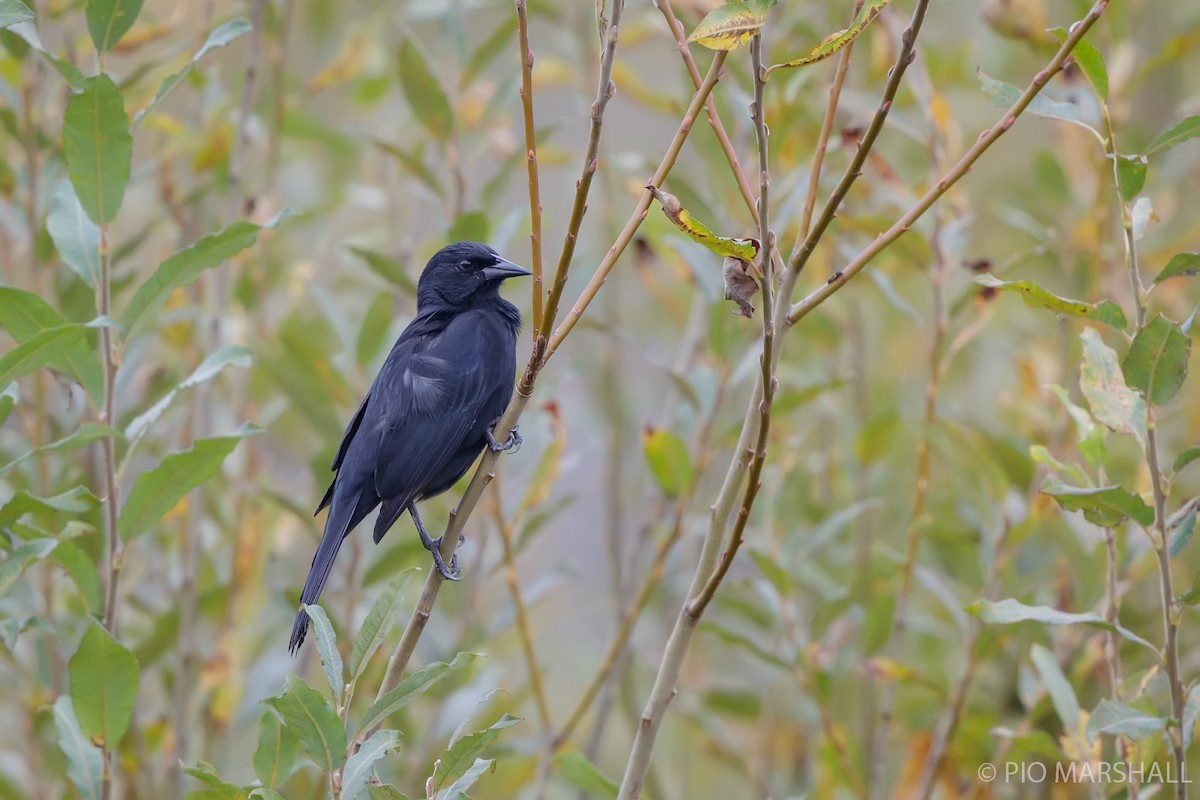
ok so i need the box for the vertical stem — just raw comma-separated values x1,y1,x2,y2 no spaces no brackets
97,225,120,800
515,0,544,333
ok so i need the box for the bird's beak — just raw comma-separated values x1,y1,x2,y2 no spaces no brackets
483,258,533,282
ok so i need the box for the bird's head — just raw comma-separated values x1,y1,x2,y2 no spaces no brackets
416,241,531,309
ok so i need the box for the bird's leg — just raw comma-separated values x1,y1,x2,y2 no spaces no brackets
486,419,522,453
407,502,462,581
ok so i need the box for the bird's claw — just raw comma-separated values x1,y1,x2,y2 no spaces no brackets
486,423,522,454
424,535,463,581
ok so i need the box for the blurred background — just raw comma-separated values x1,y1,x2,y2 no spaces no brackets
2,0,1200,797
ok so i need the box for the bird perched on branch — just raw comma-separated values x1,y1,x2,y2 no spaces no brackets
289,241,530,653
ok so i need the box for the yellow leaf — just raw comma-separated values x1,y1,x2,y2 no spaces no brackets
686,0,777,52
765,0,892,76
308,34,369,92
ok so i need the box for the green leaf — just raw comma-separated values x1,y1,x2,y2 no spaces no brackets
302,604,344,702
69,622,140,746
1184,686,1200,750
1080,327,1146,444
357,293,393,369
461,17,515,87
1155,252,1200,283
373,141,445,201
54,541,103,612
641,426,693,499
1041,477,1154,528
974,274,1126,328
133,19,252,127
1168,498,1199,559
263,674,346,773
86,0,143,51
1145,115,1200,157
398,41,453,140
357,652,477,735
554,751,618,799
367,786,410,800
0,486,101,530
0,539,57,596
441,758,494,800
1122,315,1191,405
349,569,416,680
0,0,34,28
253,710,298,789
347,246,418,293
1,423,119,477
1179,571,1200,606
447,211,489,245
47,178,101,287
1050,28,1107,100
1175,447,1200,475
978,70,1101,141
125,346,253,440
0,323,90,388
1085,699,1165,745
1114,155,1146,202
5,22,86,88
181,761,244,799
0,384,16,427
968,598,1157,652
647,186,758,261
121,211,292,341
64,74,132,225
432,713,520,791
250,791,286,800
765,0,888,73
118,424,261,541
686,0,776,51
0,288,103,402
342,729,403,800
53,697,102,800
1030,644,1079,731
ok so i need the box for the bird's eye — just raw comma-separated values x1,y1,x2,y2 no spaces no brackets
458,260,472,271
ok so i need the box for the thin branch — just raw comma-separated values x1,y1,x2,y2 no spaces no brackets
786,0,1109,327
545,51,729,361
515,0,544,333
536,0,626,343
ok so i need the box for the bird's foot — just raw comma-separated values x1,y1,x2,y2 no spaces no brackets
421,532,465,581
486,423,521,453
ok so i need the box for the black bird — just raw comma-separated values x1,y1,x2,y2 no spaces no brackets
289,241,530,653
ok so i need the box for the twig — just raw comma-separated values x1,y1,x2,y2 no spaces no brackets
515,0,544,333
536,0,626,343
544,51,729,360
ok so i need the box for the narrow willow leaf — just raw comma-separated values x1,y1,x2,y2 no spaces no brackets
641,425,693,499
1145,114,1200,157
349,569,416,680
432,714,520,791
302,604,344,702
133,19,252,127
367,786,410,800
1168,498,1199,559
1114,155,1147,202
968,598,1157,652
1041,477,1154,528
86,0,144,51
181,761,244,798
53,697,102,800
1085,699,1165,745
1,423,119,477
975,274,1126,328
554,751,619,799
1175,447,1200,475
118,424,261,541
253,710,299,788
686,0,776,51
342,729,403,800
250,791,286,800
765,0,889,73
47,179,101,287
0,539,58,596
1122,315,1191,405
0,324,90,389
1080,328,1146,444
54,541,103,611
647,186,758,260
1030,644,1080,732
121,210,292,340
347,246,419,293
1155,252,1200,283
0,288,103,402
0,486,101,530
125,346,252,440
5,22,86,88
263,675,346,773
398,41,453,140
0,0,34,28
64,74,132,225
357,652,477,735
69,622,140,746
461,18,515,86
0,384,16,427
1050,28,1107,100
1184,687,1200,751
977,70,1102,141
373,142,446,203
441,758,494,800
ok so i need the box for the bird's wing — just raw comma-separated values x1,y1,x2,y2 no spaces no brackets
371,317,503,502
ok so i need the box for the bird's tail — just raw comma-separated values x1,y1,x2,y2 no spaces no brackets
289,487,363,653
